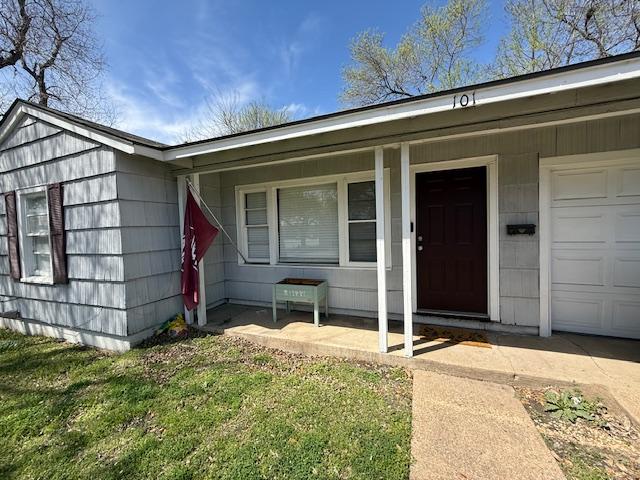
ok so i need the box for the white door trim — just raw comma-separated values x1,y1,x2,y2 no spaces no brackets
538,148,640,337
410,155,500,320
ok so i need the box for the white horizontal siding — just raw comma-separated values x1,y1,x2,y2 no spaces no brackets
0,131,99,172
0,117,125,337
15,298,127,336
0,254,124,282
117,152,183,335
126,294,182,333
125,271,181,309
201,172,225,306
123,250,180,281
117,172,178,204
65,201,121,230
66,229,123,255
119,200,178,227
0,115,61,151
0,147,114,191
120,226,180,253
0,275,126,309
64,174,118,206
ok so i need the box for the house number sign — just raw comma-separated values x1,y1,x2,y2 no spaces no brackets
452,91,476,109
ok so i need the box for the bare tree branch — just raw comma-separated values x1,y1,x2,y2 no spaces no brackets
0,0,116,124
182,93,294,142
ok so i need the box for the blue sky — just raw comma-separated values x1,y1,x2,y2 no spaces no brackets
90,0,509,143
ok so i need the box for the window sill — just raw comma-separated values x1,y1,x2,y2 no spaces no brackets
20,276,54,285
238,262,392,271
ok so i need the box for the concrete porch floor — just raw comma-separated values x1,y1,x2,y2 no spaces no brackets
202,303,640,424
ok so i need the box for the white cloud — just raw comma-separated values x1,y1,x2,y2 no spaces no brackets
106,80,201,143
104,7,327,144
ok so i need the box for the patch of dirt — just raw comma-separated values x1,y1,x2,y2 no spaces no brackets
517,386,640,480
134,328,412,407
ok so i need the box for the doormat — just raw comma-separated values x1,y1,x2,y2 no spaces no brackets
417,325,492,348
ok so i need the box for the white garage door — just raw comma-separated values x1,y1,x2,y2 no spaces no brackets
549,158,640,339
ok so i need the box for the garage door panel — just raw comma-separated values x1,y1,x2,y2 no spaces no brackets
549,158,640,339
551,294,604,330
613,257,640,288
612,301,640,333
551,169,607,201
618,166,640,197
615,211,640,242
552,254,605,286
551,211,607,243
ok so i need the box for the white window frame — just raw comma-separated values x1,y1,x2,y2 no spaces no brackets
235,170,391,269
16,185,54,284
237,187,271,264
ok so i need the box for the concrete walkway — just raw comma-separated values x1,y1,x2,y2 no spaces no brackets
411,370,566,480
203,304,640,424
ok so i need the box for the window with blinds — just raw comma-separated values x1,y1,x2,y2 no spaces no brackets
277,183,339,263
347,181,376,262
23,191,52,278
244,191,269,261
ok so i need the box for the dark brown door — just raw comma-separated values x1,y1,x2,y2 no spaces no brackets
416,167,488,315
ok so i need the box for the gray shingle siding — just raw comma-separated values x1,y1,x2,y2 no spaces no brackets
115,152,182,335
0,115,127,336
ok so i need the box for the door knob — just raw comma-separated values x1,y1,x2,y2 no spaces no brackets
417,235,423,242
417,245,423,251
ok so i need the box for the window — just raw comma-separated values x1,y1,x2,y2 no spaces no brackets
19,189,52,280
244,191,269,262
278,183,339,263
236,170,390,268
347,181,376,262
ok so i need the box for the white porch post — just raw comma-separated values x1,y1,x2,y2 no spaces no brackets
176,175,192,325
400,143,413,357
375,147,388,353
191,173,208,327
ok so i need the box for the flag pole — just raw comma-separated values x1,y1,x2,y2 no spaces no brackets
185,178,249,264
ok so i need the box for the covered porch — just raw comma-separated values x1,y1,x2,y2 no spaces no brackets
178,142,419,357
168,61,640,357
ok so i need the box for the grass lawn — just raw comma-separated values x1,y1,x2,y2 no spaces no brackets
0,329,412,480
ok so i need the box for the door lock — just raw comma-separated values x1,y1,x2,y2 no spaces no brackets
417,245,423,251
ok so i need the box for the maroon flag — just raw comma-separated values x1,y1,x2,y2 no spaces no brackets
181,189,219,311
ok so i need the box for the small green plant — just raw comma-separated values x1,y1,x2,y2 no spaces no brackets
544,390,597,423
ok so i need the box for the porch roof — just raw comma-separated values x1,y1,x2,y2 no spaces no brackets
165,51,640,161
1,51,639,166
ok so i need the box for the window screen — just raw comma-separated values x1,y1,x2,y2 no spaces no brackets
347,181,376,262
278,183,339,263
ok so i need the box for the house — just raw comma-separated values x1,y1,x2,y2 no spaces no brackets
0,52,639,354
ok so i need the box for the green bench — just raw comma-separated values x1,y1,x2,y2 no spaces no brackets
272,278,329,327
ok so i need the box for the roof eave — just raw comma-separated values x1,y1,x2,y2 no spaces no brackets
0,102,166,159
163,53,640,161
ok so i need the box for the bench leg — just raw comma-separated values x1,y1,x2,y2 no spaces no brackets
314,300,319,327
325,295,329,319
272,287,277,323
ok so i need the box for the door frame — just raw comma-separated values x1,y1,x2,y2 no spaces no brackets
538,148,640,337
410,155,499,320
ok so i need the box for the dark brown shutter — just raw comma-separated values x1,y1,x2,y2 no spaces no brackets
47,183,68,284
4,191,21,280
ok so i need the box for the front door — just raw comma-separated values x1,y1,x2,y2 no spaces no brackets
415,167,488,315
